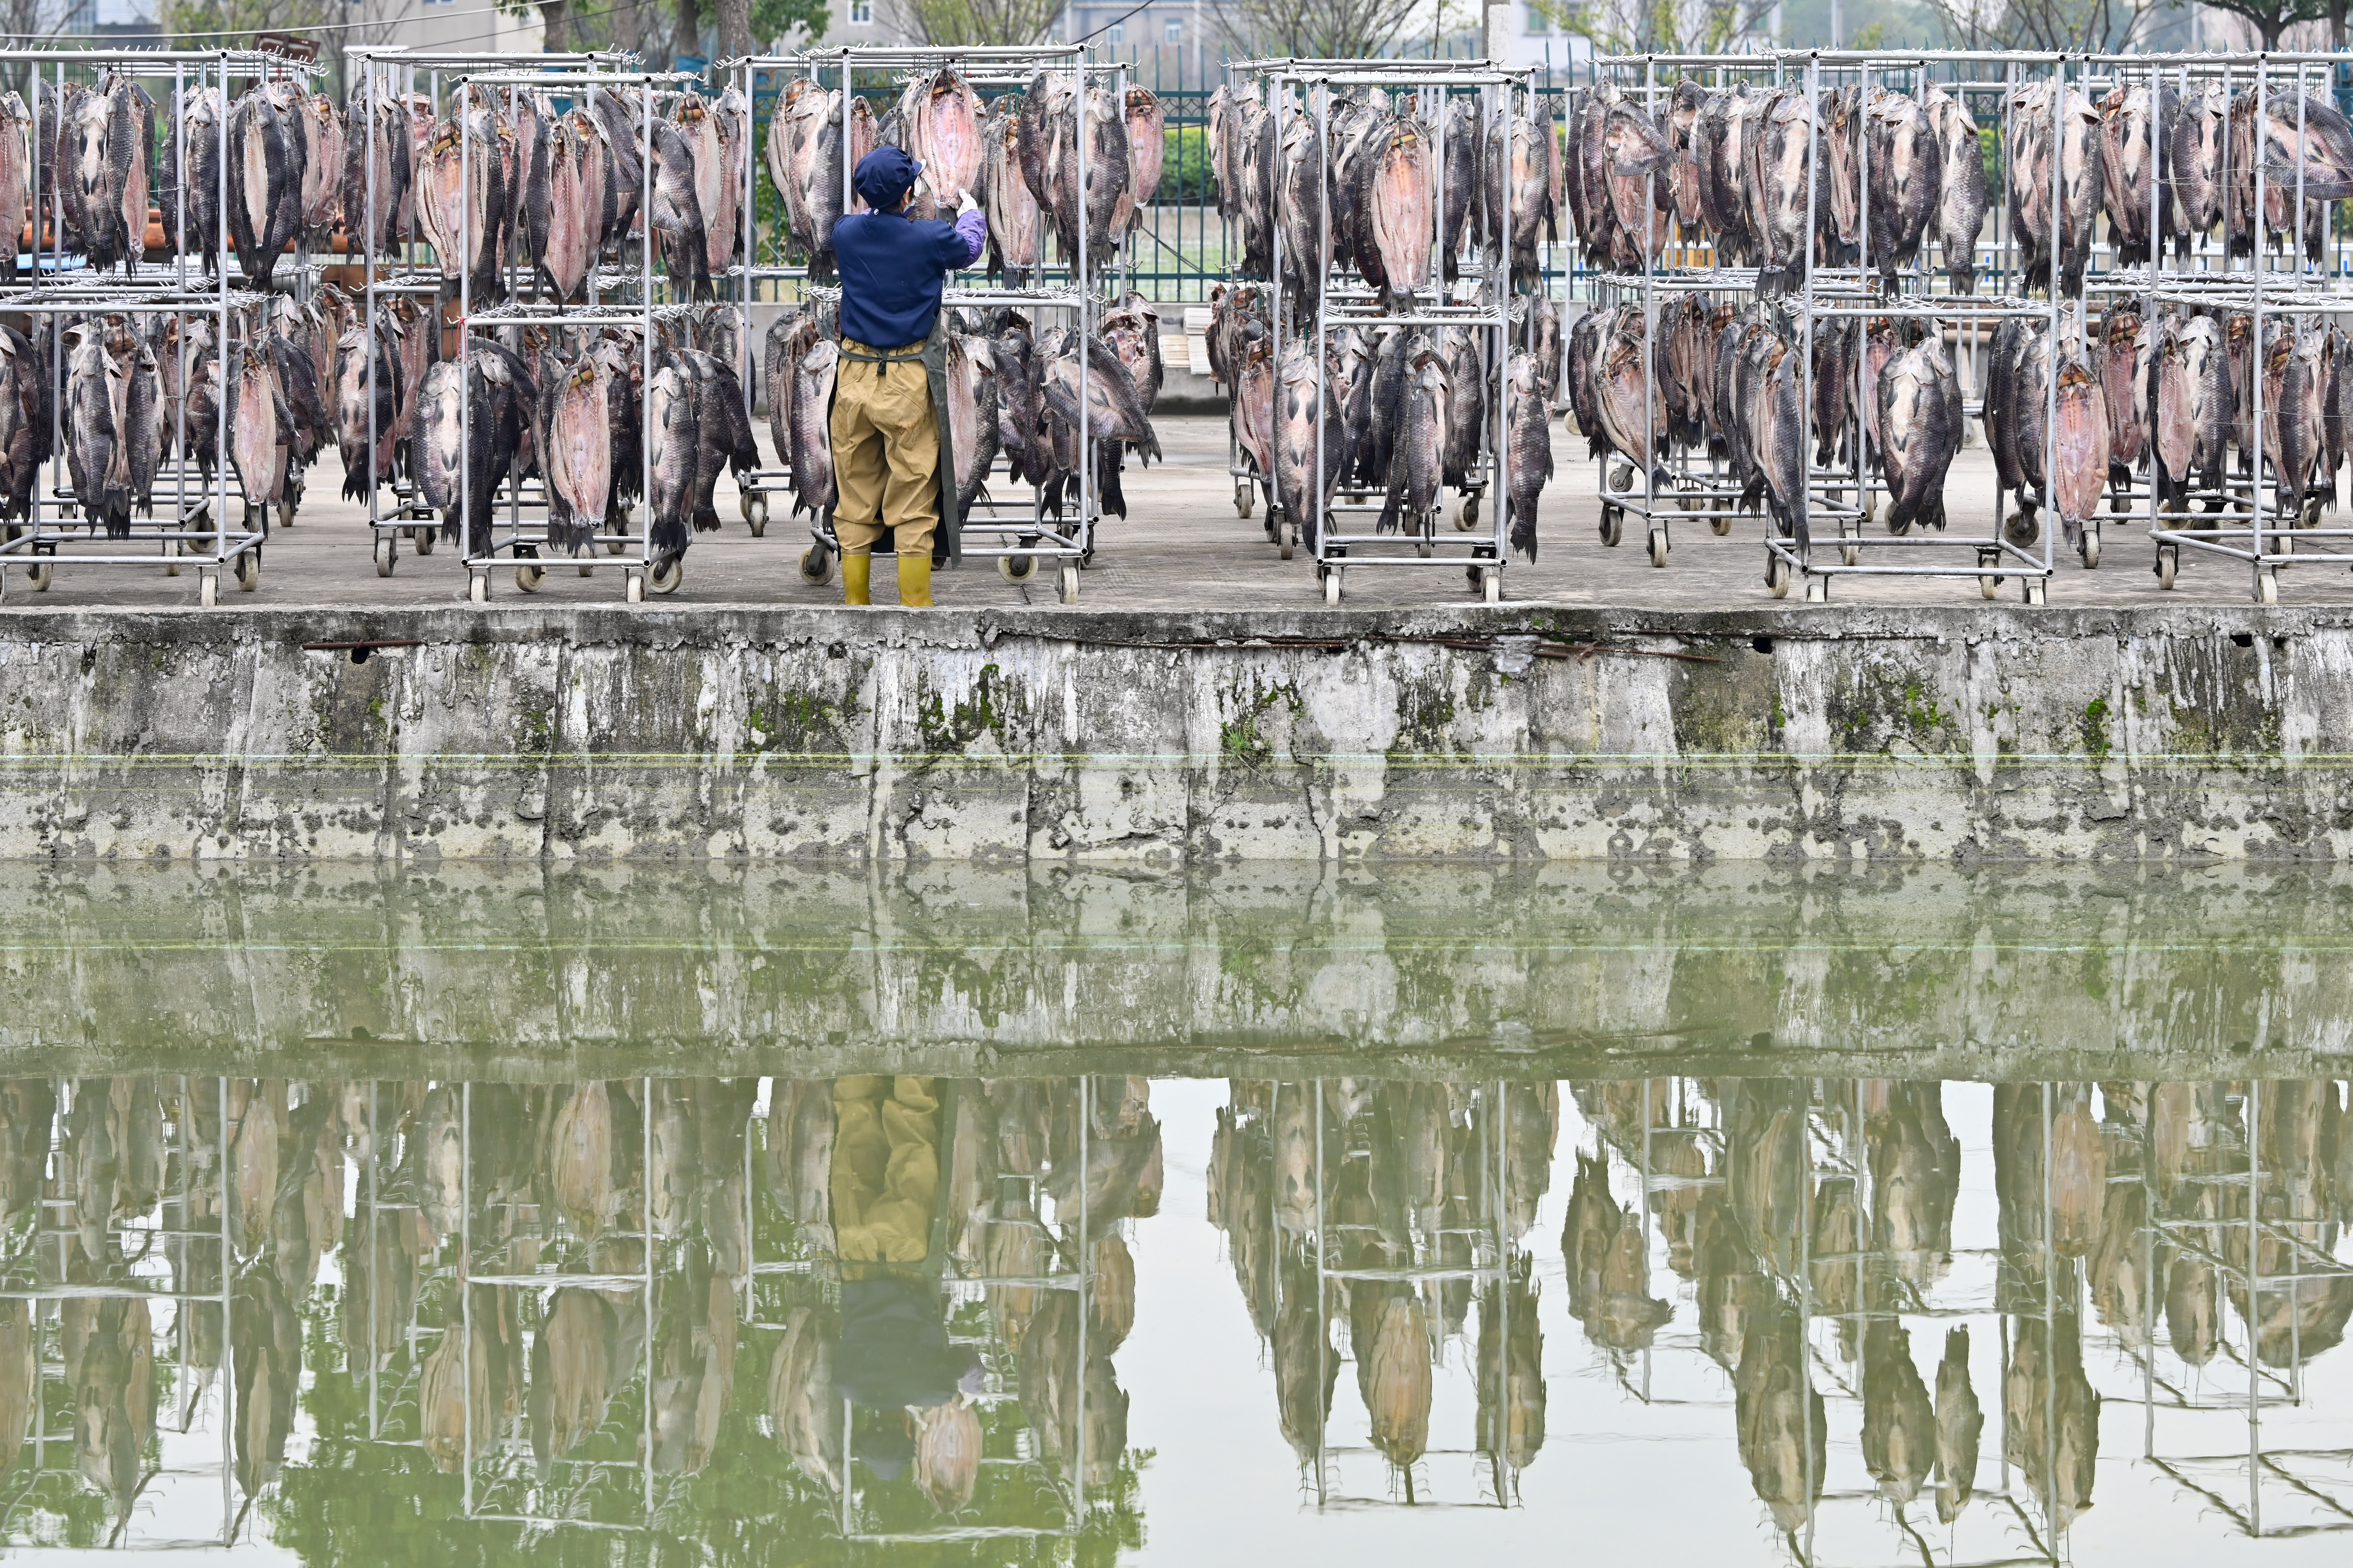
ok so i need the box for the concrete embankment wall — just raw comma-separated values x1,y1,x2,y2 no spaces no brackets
0,602,2348,863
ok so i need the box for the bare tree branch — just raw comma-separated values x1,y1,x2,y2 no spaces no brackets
1915,0,2164,52
1530,0,1779,54
884,0,1065,46
1206,0,1428,60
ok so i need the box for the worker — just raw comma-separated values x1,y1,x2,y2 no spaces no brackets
828,146,987,607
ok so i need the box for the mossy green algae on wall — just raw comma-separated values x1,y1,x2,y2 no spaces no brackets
0,602,2344,862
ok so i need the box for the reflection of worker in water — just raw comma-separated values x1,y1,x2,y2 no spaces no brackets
827,1076,983,1503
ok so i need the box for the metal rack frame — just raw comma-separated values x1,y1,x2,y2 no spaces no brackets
1239,58,1525,605
2125,52,2350,604
0,49,312,608
342,50,682,602
729,44,1129,607
1575,50,2076,604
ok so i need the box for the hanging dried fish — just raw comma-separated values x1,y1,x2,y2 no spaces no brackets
1924,81,1987,291
64,320,160,539
1878,333,1963,534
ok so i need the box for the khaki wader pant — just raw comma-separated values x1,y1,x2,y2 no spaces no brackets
830,338,939,560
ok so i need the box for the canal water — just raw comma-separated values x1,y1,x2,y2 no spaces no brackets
0,865,2347,1564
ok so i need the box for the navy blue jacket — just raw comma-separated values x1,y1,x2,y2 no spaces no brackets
834,207,987,349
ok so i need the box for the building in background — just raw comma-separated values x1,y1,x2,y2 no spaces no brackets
351,0,545,55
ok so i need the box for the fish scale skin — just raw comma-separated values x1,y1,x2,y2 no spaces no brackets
1504,351,1552,562
2051,357,2112,536
1924,83,1987,292
1867,91,1941,291
1878,339,1962,534
1275,109,1326,319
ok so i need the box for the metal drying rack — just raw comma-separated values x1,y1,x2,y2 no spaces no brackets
1238,58,1529,605
0,48,318,607
1575,50,2073,604
727,44,1131,606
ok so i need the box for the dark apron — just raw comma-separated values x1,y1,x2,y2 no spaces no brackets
830,322,962,567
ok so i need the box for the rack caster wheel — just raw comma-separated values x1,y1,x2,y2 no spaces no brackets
745,494,768,537
2024,577,2048,605
1838,526,1859,567
1456,493,1480,531
799,543,834,584
233,551,258,593
1234,482,1254,519
607,535,627,556
1599,506,1622,547
1609,463,1634,492
624,570,646,603
1057,564,1081,605
1322,566,1343,605
2256,567,2279,604
468,570,491,604
26,558,51,593
1804,575,1829,603
1279,521,1297,561
374,534,396,576
998,553,1036,582
2081,525,2102,569
578,559,596,577
1711,514,1732,536
199,569,218,607
1416,531,1435,559
277,500,297,532
1647,528,1669,568
515,552,545,593
651,556,683,595
2155,545,2178,590
1976,548,2001,599
1478,566,1500,603
413,527,436,557
1765,551,1789,599
164,539,180,577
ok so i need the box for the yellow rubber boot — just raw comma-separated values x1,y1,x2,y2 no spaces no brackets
897,553,933,607
841,551,872,606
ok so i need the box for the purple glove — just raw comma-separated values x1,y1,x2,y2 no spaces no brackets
953,202,986,267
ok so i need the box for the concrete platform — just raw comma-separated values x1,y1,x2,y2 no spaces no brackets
0,413,2339,613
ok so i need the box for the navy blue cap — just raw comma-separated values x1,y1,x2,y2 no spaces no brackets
853,146,921,209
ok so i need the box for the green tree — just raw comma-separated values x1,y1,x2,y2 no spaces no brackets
753,0,830,47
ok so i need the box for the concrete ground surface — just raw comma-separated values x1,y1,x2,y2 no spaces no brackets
0,412,2343,612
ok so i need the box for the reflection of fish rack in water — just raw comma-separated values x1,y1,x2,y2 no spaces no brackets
440,1078,671,1531
749,1078,1111,1545
1577,51,2071,603
346,51,679,602
0,49,307,608
1244,59,1525,605
1268,1079,1522,1509
1566,1078,2180,1567
2102,1079,2353,1541
0,1077,239,1546
737,45,1127,607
